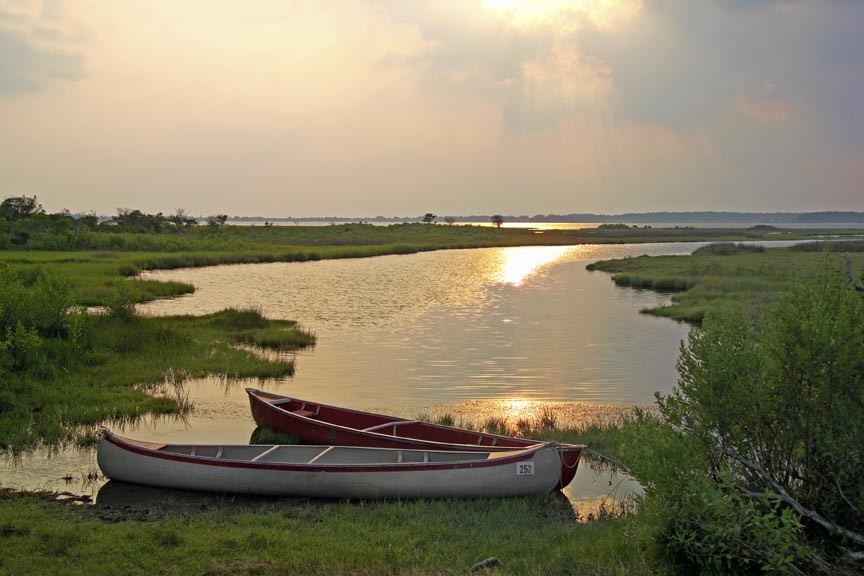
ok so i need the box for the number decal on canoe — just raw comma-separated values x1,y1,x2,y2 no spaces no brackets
517,462,535,475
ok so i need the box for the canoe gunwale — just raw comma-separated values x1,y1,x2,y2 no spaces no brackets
100,429,552,474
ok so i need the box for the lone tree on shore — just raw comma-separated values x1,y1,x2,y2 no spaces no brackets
444,216,456,226
422,213,437,224
491,214,504,228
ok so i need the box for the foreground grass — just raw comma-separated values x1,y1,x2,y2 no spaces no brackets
3,224,860,306
0,489,660,576
587,243,864,322
0,309,315,450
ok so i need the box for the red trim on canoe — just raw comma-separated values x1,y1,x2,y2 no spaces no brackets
101,430,550,474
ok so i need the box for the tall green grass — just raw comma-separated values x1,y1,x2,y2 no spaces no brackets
587,247,864,323
0,302,315,450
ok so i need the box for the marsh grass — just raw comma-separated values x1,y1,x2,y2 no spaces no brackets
413,412,475,430
2,224,851,308
142,368,196,416
233,327,316,350
419,404,635,465
588,247,864,323
0,488,662,575
0,308,315,450
249,426,300,445
480,416,510,436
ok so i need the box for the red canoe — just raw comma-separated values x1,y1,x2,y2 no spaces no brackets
246,388,584,489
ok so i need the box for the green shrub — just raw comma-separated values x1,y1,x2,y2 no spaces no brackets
104,280,137,321
692,243,765,256
0,266,85,374
631,258,864,572
621,414,808,574
0,322,43,372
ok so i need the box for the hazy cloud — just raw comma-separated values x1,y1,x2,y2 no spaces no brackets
734,95,793,125
0,0,862,215
371,0,631,130
0,2,83,94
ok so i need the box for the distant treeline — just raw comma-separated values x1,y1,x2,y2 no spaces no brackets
0,196,232,249
229,211,864,224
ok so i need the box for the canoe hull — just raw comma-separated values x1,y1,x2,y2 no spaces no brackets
97,432,565,499
247,388,584,489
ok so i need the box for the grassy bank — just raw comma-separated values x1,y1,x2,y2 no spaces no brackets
0,489,660,576
586,242,864,322
13,220,863,255
3,224,862,306
0,307,314,451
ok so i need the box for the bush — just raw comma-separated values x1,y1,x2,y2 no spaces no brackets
632,257,864,572
104,280,138,321
0,266,78,338
621,415,807,574
0,266,86,374
692,243,765,256
0,322,43,372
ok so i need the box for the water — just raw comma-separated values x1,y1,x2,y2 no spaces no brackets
137,244,697,407
0,240,803,513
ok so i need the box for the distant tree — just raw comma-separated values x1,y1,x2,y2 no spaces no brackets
422,213,437,224
598,223,629,230
0,195,44,219
172,208,188,226
77,211,99,230
491,214,504,228
170,208,198,227
208,214,229,227
444,216,456,226
110,208,169,232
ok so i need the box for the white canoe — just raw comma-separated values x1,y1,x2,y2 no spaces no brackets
97,429,568,499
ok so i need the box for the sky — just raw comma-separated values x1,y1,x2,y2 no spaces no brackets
1,0,862,217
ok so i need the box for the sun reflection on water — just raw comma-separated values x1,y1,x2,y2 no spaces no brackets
496,245,577,285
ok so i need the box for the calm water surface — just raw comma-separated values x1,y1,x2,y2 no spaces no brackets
0,241,801,512
139,243,695,407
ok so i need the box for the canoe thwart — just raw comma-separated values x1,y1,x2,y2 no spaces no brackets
362,420,419,433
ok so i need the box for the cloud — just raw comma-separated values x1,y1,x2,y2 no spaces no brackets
0,28,81,93
1,0,862,215
370,0,637,131
733,76,794,124
734,95,793,124
0,3,84,95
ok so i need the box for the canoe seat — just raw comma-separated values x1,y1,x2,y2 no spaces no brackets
292,409,315,418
